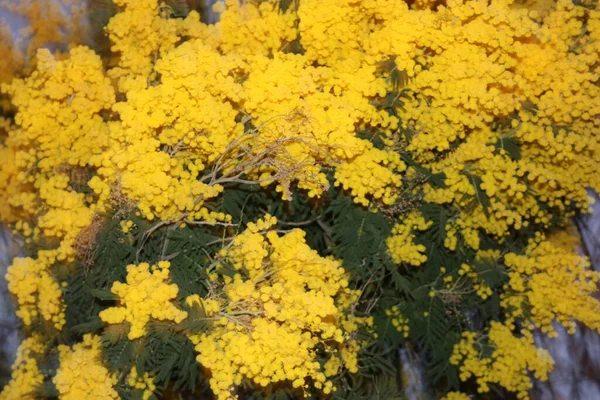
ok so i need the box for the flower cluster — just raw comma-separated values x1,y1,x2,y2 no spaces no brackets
386,210,432,266
207,0,297,56
126,366,156,400
502,228,600,336
450,322,554,398
5,254,66,329
120,219,135,233
106,0,181,93
2,45,112,331
189,216,368,399
0,335,44,400
99,261,188,340
335,148,405,206
53,334,119,399
413,0,598,244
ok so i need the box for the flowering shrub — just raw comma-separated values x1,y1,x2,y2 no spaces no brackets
187,215,367,398
53,334,119,399
0,0,599,399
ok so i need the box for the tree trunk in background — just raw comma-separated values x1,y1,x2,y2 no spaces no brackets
531,189,600,400
0,227,21,388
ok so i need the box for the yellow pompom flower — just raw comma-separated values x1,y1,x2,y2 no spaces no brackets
450,322,553,398
6,255,66,330
386,210,432,266
0,334,45,400
99,261,188,339
191,217,369,399
53,334,119,399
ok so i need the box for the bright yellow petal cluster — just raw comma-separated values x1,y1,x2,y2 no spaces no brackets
223,214,277,274
120,219,135,233
386,210,432,266
99,261,188,339
6,254,66,329
106,0,182,93
298,0,411,66
204,0,297,56
0,45,114,329
237,52,400,202
190,216,368,399
335,148,405,206
502,227,600,336
53,334,119,400
298,0,600,248
0,334,45,400
450,322,553,399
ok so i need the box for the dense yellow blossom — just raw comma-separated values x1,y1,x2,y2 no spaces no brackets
323,355,342,378
0,0,89,108
0,49,111,335
236,51,402,202
1,45,111,225
6,254,66,329
0,335,45,400
360,0,600,244
190,217,368,399
99,261,188,339
386,210,432,266
0,0,597,264
502,228,600,336
53,334,119,399
335,148,405,206
106,0,182,93
450,322,553,399
206,0,297,56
